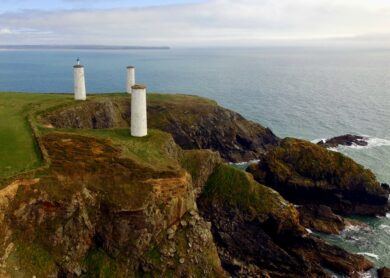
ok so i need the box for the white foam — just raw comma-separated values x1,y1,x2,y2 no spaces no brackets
230,159,260,166
343,224,363,233
311,138,326,144
386,213,390,219
344,136,390,150
357,252,379,260
356,271,375,278
305,228,313,234
315,135,390,151
379,224,390,234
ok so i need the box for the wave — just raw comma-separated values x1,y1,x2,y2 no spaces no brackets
348,136,390,150
379,224,390,234
356,270,378,278
305,228,313,234
343,224,365,233
230,159,260,167
357,252,379,260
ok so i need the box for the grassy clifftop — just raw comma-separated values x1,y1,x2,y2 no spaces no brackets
0,92,215,183
0,93,71,181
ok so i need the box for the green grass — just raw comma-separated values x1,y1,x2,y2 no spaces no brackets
0,92,212,182
0,92,73,181
147,93,218,106
202,164,300,226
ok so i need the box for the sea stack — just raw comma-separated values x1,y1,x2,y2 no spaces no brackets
131,84,147,137
126,66,135,94
73,60,86,100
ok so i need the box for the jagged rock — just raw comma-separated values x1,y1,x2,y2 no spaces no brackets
298,205,346,234
317,134,368,148
382,183,390,192
248,138,389,216
43,95,279,162
298,205,369,235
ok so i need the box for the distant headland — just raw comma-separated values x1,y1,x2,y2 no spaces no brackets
0,45,170,50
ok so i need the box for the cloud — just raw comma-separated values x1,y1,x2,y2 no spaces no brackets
1,0,390,46
0,28,13,35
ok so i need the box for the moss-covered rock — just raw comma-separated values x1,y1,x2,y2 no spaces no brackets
201,165,300,233
247,138,389,216
0,131,224,277
180,149,222,197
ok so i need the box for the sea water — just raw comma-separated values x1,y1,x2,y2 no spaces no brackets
0,46,389,269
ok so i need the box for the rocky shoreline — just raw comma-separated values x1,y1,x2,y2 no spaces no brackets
0,94,389,277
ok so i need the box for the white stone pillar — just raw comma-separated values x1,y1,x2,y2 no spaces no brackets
131,84,147,137
73,65,86,100
126,66,135,94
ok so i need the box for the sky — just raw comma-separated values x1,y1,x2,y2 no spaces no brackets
1,0,390,47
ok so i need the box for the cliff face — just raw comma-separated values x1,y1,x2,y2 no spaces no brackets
0,131,225,277
43,95,279,162
197,164,373,277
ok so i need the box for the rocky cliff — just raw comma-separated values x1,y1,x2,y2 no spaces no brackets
0,130,225,277
197,164,373,277
0,93,387,277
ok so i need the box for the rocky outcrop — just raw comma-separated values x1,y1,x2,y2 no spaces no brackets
197,164,374,277
297,205,367,235
248,138,389,216
317,134,368,148
43,95,279,162
297,205,346,234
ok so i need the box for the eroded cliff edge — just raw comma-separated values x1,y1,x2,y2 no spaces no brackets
0,93,388,277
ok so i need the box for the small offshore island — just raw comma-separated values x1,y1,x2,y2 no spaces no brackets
0,91,389,277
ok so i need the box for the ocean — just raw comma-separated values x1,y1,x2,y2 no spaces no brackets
0,47,389,271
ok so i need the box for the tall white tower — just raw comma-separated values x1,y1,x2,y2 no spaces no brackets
131,84,147,137
126,66,135,94
73,59,86,100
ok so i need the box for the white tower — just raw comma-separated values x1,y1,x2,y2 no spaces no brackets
126,66,135,94
131,84,147,137
73,59,86,100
